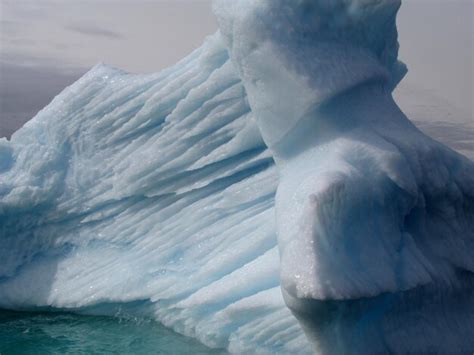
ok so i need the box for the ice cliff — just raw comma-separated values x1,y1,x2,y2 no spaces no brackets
1,0,473,354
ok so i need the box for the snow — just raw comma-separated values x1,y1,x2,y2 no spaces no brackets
1,0,473,354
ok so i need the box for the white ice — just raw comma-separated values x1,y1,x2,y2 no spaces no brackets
0,0,473,354
214,0,474,353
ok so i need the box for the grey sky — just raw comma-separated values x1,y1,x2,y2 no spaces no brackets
396,0,473,118
0,0,472,139
0,0,217,73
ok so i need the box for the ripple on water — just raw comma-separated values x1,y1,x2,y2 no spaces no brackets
0,310,227,355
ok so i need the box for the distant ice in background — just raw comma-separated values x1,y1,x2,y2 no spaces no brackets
395,0,473,120
396,85,474,160
393,0,473,159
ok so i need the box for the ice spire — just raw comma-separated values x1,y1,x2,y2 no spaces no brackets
213,0,406,147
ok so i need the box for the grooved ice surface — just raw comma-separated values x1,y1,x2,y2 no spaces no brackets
1,1,473,354
0,35,310,354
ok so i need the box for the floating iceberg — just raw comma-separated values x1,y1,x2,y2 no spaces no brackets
1,0,473,354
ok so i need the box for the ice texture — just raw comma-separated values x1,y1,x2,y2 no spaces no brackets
214,0,474,353
0,0,473,354
214,0,407,147
0,35,312,354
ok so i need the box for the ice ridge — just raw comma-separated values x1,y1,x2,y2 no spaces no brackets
0,1,473,354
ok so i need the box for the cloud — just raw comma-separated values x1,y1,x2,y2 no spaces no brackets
65,23,123,40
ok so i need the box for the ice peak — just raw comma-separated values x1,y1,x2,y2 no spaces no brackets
213,0,406,147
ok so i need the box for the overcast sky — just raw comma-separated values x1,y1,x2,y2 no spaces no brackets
0,0,472,138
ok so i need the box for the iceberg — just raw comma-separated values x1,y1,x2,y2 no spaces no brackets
1,0,473,353
0,35,310,354
214,0,474,352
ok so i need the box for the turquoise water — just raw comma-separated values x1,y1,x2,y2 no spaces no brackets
0,310,227,355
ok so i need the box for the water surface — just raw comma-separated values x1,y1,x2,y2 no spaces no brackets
0,310,226,355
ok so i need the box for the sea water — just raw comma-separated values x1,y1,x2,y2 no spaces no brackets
0,310,227,354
